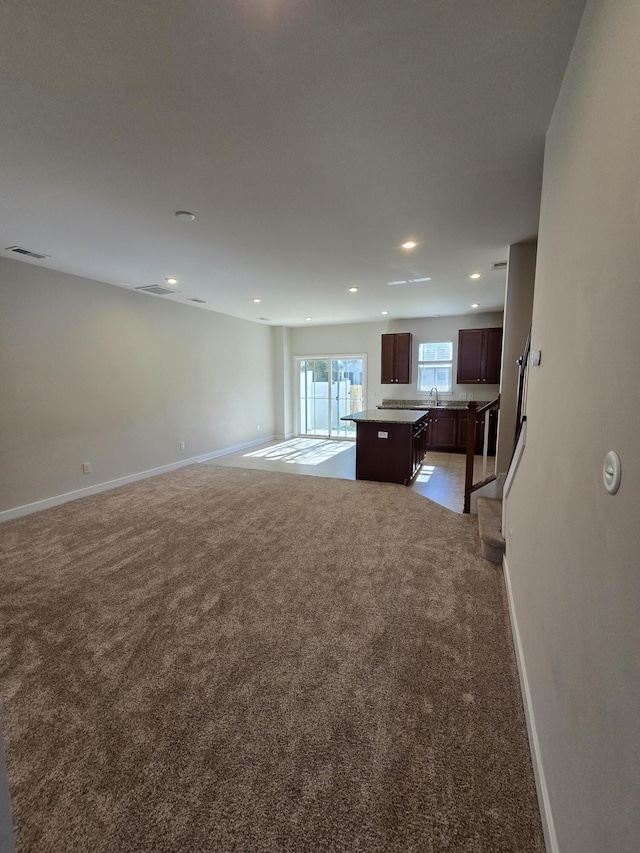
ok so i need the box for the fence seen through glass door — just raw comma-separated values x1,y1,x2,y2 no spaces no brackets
298,358,365,438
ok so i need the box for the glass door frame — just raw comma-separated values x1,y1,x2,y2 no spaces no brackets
295,354,367,440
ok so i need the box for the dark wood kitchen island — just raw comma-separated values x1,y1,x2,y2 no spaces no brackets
341,409,429,485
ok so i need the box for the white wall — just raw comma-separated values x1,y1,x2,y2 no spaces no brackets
289,312,503,420
0,258,275,513
496,241,536,473
504,1,640,850
272,326,294,438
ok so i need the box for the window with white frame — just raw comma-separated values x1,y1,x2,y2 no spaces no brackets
418,341,453,393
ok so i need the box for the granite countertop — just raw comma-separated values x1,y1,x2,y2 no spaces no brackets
341,409,429,425
378,398,489,411
377,404,433,411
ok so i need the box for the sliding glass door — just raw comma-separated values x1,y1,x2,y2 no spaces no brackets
298,357,365,438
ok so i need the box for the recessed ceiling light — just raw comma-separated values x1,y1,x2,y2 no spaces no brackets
305,317,312,322
165,277,178,285
175,210,196,221
471,303,480,308
348,286,359,292
401,240,418,250
470,272,482,280
381,311,389,315
252,297,261,303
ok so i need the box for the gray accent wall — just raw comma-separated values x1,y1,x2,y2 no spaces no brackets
504,0,640,850
0,258,275,513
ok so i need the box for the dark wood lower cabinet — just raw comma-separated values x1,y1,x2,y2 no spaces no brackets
426,408,497,455
355,416,427,485
412,419,428,474
426,411,458,450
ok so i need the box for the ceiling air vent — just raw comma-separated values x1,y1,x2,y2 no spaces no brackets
5,245,50,260
387,276,431,286
491,261,508,271
136,285,181,296
188,298,207,304
257,317,271,322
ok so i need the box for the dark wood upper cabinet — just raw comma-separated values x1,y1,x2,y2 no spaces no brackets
456,329,484,383
457,327,503,384
381,332,412,384
483,327,503,384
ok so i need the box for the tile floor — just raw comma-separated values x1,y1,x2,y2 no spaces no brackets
208,437,495,514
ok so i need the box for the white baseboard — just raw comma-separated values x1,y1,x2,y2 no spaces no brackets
503,555,558,853
0,436,274,523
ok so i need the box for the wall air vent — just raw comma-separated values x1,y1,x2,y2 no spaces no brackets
136,285,181,296
188,298,207,304
5,245,50,260
491,261,508,271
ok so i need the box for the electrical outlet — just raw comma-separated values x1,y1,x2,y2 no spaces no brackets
468,392,474,400
83,462,91,474
180,441,185,450
257,424,261,431
460,392,467,400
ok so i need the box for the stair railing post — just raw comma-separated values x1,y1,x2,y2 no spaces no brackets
464,401,477,513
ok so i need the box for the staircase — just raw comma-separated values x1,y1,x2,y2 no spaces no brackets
462,397,505,563
463,396,500,513
476,497,505,564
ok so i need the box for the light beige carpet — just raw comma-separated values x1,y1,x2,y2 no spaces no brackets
0,465,543,852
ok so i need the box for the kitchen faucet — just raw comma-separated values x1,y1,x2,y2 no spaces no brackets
429,387,439,405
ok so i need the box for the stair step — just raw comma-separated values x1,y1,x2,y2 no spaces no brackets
477,497,505,564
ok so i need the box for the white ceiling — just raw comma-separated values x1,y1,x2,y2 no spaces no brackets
0,0,585,327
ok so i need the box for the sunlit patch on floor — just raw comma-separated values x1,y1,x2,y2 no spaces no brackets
244,438,354,466
416,465,435,483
